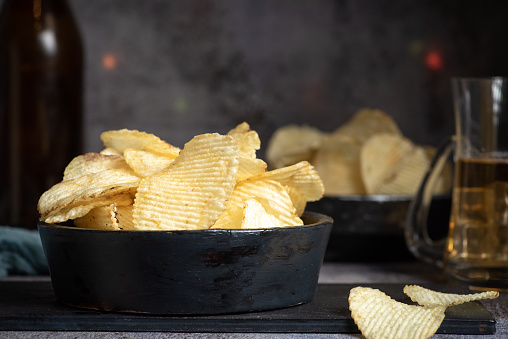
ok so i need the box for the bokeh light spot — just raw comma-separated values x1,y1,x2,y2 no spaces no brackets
102,54,117,70
425,51,443,71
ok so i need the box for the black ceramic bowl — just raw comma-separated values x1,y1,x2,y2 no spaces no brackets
307,195,451,262
38,212,332,315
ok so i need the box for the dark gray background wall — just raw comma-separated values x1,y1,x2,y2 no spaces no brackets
39,0,508,157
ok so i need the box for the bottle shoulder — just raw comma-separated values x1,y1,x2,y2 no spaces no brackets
0,0,83,61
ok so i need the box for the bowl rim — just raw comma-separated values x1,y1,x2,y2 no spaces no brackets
319,193,451,202
37,211,333,234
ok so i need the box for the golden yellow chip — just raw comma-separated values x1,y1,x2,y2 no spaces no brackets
99,147,122,156
100,129,180,157
333,108,402,145
123,148,176,177
74,204,135,231
241,198,286,229
404,285,499,307
132,133,239,230
38,168,139,224
248,161,324,203
374,145,429,195
227,122,261,159
349,286,445,339
211,204,244,229
237,156,267,180
40,122,324,230
63,153,130,181
266,124,324,169
360,133,415,194
283,184,307,217
228,179,303,227
313,134,365,195
74,204,120,230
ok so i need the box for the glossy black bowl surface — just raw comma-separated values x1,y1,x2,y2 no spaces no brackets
307,195,451,261
38,212,332,315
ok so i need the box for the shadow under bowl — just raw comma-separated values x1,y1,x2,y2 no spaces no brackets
38,212,332,315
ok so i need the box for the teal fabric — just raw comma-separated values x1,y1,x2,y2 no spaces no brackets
0,226,48,277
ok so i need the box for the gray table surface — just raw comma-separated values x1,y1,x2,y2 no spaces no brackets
2,261,507,338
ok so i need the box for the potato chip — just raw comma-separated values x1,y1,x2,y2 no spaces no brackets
227,179,303,227
132,133,239,230
63,153,130,181
100,147,122,156
74,204,120,230
101,129,180,157
74,204,135,231
40,122,324,230
333,108,402,145
404,285,499,307
266,124,324,169
211,204,244,229
349,286,445,339
38,168,139,224
360,133,415,195
374,145,429,195
242,198,287,229
283,184,307,217
123,148,176,177
227,122,261,159
313,134,365,195
248,161,324,202
237,156,267,180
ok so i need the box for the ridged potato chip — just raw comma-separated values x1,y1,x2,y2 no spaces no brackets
210,204,244,229
349,286,445,339
100,147,122,156
236,156,267,180
227,122,261,159
39,123,326,230
283,184,307,217
63,153,130,181
313,134,365,195
266,124,324,169
404,285,499,307
74,204,120,230
266,109,452,197
123,148,176,177
360,133,415,194
74,204,135,231
333,108,402,145
249,161,324,202
374,145,430,195
101,129,180,157
38,169,139,224
132,133,239,230
226,179,303,227
241,198,286,229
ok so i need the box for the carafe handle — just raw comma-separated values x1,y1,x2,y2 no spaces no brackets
404,137,454,268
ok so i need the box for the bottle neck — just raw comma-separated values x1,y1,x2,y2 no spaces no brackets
0,0,83,68
0,0,75,28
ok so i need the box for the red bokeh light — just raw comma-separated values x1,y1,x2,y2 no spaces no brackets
425,51,443,71
102,54,117,70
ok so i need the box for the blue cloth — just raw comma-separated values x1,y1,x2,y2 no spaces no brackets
0,226,49,278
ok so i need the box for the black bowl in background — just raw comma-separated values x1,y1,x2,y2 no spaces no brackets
307,195,451,262
38,212,332,315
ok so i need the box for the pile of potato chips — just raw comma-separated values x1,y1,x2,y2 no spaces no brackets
266,109,451,196
38,123,324,231
349,285,499,339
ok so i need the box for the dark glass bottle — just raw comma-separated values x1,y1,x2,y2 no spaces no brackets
0,0,84,229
